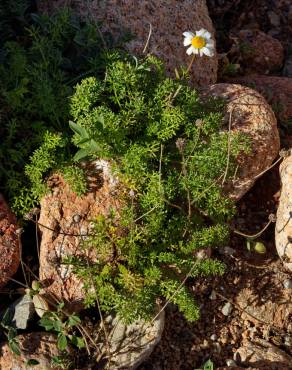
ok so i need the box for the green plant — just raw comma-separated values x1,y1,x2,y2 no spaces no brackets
0,309,21,356
39,302,85,351
0,1,111,216
195,359,215,370
65,53,250,323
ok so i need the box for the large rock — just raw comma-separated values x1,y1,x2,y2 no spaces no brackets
0,332,71,370
230,75,292,123
204,83,280,201
0,194,20,288
234,338,292,369
235,285,292,330
0,294,35,330
235,29,284,74
38,160,122,311
38,0,218,88
102,312,165,369
275,153,292,271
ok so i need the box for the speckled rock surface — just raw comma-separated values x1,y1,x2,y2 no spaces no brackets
38,160,122,311
0,194,20,289
275,153,292,271
0,332,70,370
204,83,280,201
234,338,292,369
38,0,218,88
103,312,165,370
230,75,292,123
235,286,292,329
237,29,284,74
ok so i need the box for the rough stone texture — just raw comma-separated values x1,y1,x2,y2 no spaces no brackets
237,29,284,74
230,75,292,123
0,193,20,289
275,153,292,271
0,332,70,370
103,312,165,370
38,160,122,311
235,286,292,329
38,0,218,88
234,338,292,369
0,294,35,330
204,83,280,201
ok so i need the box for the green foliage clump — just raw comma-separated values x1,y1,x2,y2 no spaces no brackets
0,2,109,215
68,54,250,323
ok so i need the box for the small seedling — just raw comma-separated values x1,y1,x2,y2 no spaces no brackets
39,303,85,351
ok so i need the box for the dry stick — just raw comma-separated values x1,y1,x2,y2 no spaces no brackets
35,214,40,261
253,155,284,180
143,23,153,54
16,231,29,288
232,217,274,240
214,289,291,335
222,108,233,185
159,144,164,192
134,205,159,223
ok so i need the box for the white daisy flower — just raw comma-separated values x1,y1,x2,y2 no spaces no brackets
183,29,215,57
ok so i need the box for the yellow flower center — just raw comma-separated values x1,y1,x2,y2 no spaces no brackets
191,36,206,49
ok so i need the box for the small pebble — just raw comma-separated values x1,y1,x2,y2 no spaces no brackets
222,246,236,255
267,11,280,27
283,279,292,289
226,359,237,367
221,302,233,316
284,336,292,347
209,290,216,300
210,334,217,341
201,339,209,349
213,342,221,353
73,214,81,223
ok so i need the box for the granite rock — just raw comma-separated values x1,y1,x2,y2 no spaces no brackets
230,75,292,123
234,338,292,369
0,332,71,370
38,0,218,88
204,83,280,201
236,29,284,74
275,153,292,271
38,160,122,311
0,194,20,288
102,312,165,370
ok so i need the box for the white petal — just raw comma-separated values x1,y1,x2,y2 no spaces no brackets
183,31,194,38
199,49,204,57
196,29,206,36
206,40,215,47
202,30,211,39
194,48,199,55
201,46,214,57
186,46,194,55
183,37,192,46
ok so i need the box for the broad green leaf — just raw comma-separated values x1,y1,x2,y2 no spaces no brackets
73,148,90,161
89,139,101,152
69,121,89,139
57,334,68,351
38,318,54,331
1,308,12,328
71,335,85,349
26,359,40,366
67,315,81,327
8,328,17,341
53,319,63,332
9,339,21,356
